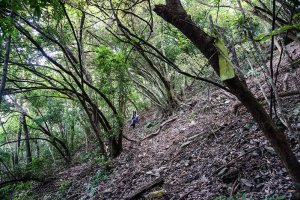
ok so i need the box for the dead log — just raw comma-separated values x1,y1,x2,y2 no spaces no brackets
141,116,177,141
124,177,164,200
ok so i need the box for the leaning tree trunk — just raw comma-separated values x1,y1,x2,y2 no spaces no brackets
154,0,300,194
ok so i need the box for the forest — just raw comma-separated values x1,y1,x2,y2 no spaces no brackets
0,0,300,199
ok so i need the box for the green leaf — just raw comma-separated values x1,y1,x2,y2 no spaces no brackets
255,23,300,41
293,13,300,19
215,37,235,81
291,59,300,65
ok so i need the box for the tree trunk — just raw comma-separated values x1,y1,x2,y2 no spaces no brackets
111,76,127,158
21,113,32,163
154,0,300,192
14,120,22,165
70,120,75,151
34,139,40,158
0,35,11,104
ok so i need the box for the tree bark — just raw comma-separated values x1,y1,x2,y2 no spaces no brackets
21,113,32,163
154,0,300,191
14,119,22,165
0,35,11,104
34,139,40,158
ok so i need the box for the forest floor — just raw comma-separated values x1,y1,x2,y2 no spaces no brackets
30,42,300,200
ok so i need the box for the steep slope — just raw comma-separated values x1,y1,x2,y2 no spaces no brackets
29,42,300,200
96,91,299,200
95,42,300,200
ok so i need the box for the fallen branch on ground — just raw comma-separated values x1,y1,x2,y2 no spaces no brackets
141,116,178,141
124,177,164,200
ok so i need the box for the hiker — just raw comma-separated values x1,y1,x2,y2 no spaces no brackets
130,111,139,128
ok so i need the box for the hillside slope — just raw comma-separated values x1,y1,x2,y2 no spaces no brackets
30,42,300,200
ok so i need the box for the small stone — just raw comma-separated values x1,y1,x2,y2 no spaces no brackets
190,120,196,125
296,123,300,130
241,178,252,187
147,189,166,199
264,146,276,155
103,188,112,194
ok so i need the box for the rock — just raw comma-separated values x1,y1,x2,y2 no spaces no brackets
103,187,112,193
264,146,276,155
147,189,166,199
180,127,186,132
296,123,300,130
184,160,190,166
190,120,196,126
241,178,252,187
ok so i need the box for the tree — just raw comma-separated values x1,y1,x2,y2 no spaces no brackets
0,1,126,158
20,113,32,164
153,0,300,197
0,35,11,104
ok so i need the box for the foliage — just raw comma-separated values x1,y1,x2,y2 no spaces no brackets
0,182,33,200
85,170,109,198
255,23,300,41
57,180,72,197
0,185,12,200
214,193,248,200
